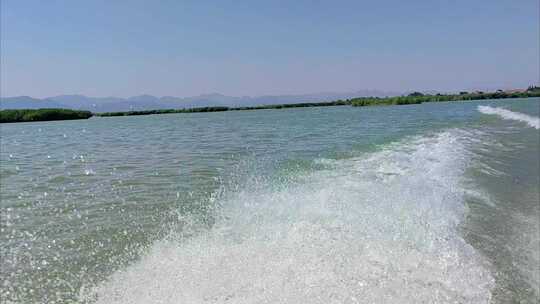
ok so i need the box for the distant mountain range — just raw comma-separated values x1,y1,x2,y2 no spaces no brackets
0,90,399,113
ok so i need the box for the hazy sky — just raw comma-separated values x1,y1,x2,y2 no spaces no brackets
1,0,538,98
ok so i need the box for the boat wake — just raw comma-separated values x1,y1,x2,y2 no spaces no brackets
478,105,540,129
83,130,494,303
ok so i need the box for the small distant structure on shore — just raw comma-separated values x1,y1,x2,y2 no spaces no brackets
470,87,536,95
504,88,527,93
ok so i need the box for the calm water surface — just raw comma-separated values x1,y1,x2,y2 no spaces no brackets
1,98,539,303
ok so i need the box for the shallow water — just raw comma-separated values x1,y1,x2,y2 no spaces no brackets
1,98,539,303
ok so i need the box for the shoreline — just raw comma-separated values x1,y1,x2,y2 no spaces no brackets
1,92,539,123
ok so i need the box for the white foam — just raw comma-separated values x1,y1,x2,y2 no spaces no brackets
478,106,540,129
83,131,494,304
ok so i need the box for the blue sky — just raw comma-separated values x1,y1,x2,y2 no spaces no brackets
1,0,538,98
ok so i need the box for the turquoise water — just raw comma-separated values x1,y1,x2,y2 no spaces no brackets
1,98,539,303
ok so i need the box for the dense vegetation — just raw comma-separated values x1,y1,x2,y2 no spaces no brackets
0,108,93,123
96,89,540,117
97,106,229,117
350,88,540,107
231,100,350,111
96,100,349,117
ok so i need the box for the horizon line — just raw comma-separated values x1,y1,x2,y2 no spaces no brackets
2,85,537,100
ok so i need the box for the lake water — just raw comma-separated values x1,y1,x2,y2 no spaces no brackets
1,98,539,303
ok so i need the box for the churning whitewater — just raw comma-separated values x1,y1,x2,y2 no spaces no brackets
84,130,494,304
478,106,540,129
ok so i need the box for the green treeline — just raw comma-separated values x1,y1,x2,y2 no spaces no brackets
97,106,230,117
350,88,540,107
96,100,349,117
96,90,540,117
0,108,93,123
231,100,349,111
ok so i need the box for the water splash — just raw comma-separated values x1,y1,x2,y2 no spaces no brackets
83,130,494,303
478,106,540,129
